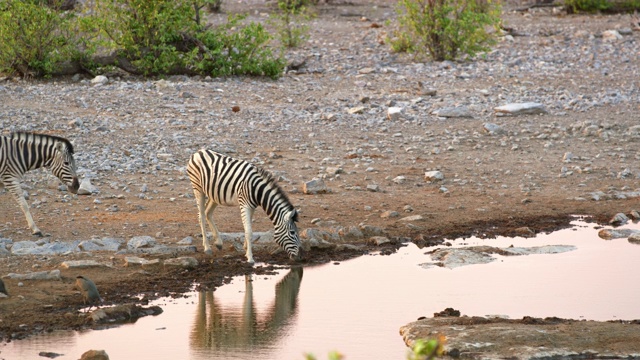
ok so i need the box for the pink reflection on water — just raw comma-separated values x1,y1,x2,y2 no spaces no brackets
2,219,640,360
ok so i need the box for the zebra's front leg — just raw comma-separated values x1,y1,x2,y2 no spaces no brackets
240,206,256,264
8,183,42,236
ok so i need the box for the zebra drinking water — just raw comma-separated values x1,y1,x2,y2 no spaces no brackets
0,132,79,236
187,150,303,264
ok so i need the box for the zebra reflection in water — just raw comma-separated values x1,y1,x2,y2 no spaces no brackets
190,267,303,351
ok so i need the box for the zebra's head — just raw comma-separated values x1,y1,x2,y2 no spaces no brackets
274,209,303,261
49,140,79,194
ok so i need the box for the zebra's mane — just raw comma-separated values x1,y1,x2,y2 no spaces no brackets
10,132,75,154
257,167,298,220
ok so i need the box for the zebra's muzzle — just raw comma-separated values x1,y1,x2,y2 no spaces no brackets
68,177,80,194
290,246,305,261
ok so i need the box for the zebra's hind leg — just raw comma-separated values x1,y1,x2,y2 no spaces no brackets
240,206,255,264
7,182,42,236
203,199,222,250
193,190,213,255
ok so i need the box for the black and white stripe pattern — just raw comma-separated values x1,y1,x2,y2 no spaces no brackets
0,132,79,235
187,150,302,263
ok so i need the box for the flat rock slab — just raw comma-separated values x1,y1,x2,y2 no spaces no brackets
3,270,61,281
60,260,108,269
400,315,640,359
494,102,548,115
89,304,163,324
421,245,576,269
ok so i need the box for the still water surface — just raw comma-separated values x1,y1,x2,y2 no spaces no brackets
2,219,640,360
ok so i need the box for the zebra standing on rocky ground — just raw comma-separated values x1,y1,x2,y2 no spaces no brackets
0,132,79,236
187,149,303,264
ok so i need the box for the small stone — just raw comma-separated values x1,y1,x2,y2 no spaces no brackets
399,215,424,222
39,351,64,359
325,167,343,175
514,227,535,236
421,88,437,96
602,30,622,41
483,123,503,135
387,107,403,121
180,91,197,99
393,176,406,184
90,76,108,85
368,236,390,246
598,228,639,240
380,210,399,218
424,171,444,182
177,236,193,245
80,349,109,360
366,184,380,192
78,178,98,195
127,236,157,249
629,233,640,244
303,178,329,194
164,257,198,269
347,106,365,114
609,213,629,226
431,106,472,118
124,257,154,267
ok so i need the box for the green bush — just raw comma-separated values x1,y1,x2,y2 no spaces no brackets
92,0,285,78
0,0,285,78
269,0,312,48
408,337,445,360
390,0,502,61
564,0,640,13
0,0,81,77
191,17,286,78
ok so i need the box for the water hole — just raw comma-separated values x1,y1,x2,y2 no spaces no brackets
2,218,640,359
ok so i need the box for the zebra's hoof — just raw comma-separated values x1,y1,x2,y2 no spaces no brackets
204,249,213,256
33,231,43,237
215,244,222,250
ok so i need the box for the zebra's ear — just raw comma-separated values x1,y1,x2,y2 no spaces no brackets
289,209,299,223
54,141,66,153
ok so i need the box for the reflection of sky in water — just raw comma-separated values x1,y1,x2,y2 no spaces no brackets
2,219,640,359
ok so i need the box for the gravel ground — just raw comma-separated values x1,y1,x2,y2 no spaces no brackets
0,0,639,352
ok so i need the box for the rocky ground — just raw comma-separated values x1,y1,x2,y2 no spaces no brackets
1,0,640,357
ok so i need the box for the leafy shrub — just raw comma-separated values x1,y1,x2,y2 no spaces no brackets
92,0,285,78
192,17,286,78
0,0,82,77
269,0,312,48
0,0,284,78
564,0,640,13
408,337,446,360
390,0,501,61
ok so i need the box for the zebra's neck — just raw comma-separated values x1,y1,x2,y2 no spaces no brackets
253,175,294,225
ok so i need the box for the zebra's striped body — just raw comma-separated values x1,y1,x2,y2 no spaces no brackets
187,150,302,264
0,132,79,235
